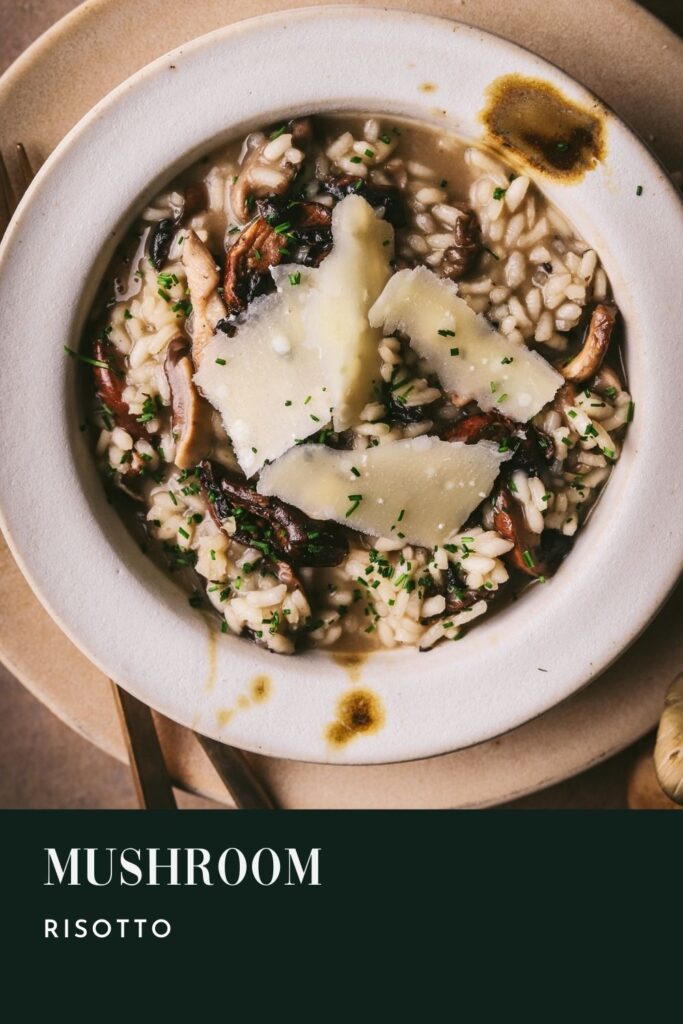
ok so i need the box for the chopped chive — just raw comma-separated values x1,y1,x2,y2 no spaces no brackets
284,399,292,406
288,271,301,286
178,527,189,539
627,401,635,422
345,494,363,517
349,156,362,164
556,141,569,152
123,308,132,320
438,328,455,337
215,357,226,365
522,549,535,568
269,124,287,140
64,346,109,369
497,393,508,403
636,185,643,196
397,509,405,522
490,381,498,393
364,148,375,159
379,133,391,144
492,187,506,201
450,347,460,356
350,466,360,477
501,356,514,364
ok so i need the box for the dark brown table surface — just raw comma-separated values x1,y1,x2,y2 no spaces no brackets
0,0,679,809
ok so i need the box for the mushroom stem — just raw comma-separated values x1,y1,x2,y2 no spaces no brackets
181,230,226,366
560,303,617,383
164,337,214,469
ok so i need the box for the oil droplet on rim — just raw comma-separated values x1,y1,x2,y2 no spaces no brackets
325,689,385,747
480,74,606,181
250,674,271,702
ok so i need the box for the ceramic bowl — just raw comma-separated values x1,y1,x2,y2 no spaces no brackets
0,6,681,764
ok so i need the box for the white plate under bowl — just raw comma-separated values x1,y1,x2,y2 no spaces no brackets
0,7,681,764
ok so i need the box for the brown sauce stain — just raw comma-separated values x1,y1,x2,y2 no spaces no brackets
203,618,218,691
420,81,437,93
481,74,606,181
215,674,272,728
325,689,385,748
331,650,370,684
250,674,271,702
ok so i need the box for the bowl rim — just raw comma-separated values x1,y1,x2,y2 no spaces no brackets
0,5,682,765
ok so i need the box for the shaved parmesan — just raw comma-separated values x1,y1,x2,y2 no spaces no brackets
304,194,393,430
194,271,329,477
257,436,509,547
369,266,562,422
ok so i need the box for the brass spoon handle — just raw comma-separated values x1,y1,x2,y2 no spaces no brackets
195,733,276,809
111,682,177,809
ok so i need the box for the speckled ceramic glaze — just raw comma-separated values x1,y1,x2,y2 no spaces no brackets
0,7,682,764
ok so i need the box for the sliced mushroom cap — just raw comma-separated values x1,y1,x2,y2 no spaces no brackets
148,183,209,270
257,197,333,266
198,460,348,567
164,337,214,469
493,486,545,577
443,411,554,473
223,217,285,317
442,411,508,445
320,175,407,228
493,485,571,578
92,336,144,440
441,209,482,282
181,229,226,366
560,303,617,383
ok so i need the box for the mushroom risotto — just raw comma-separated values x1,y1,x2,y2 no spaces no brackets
82,114,632,655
